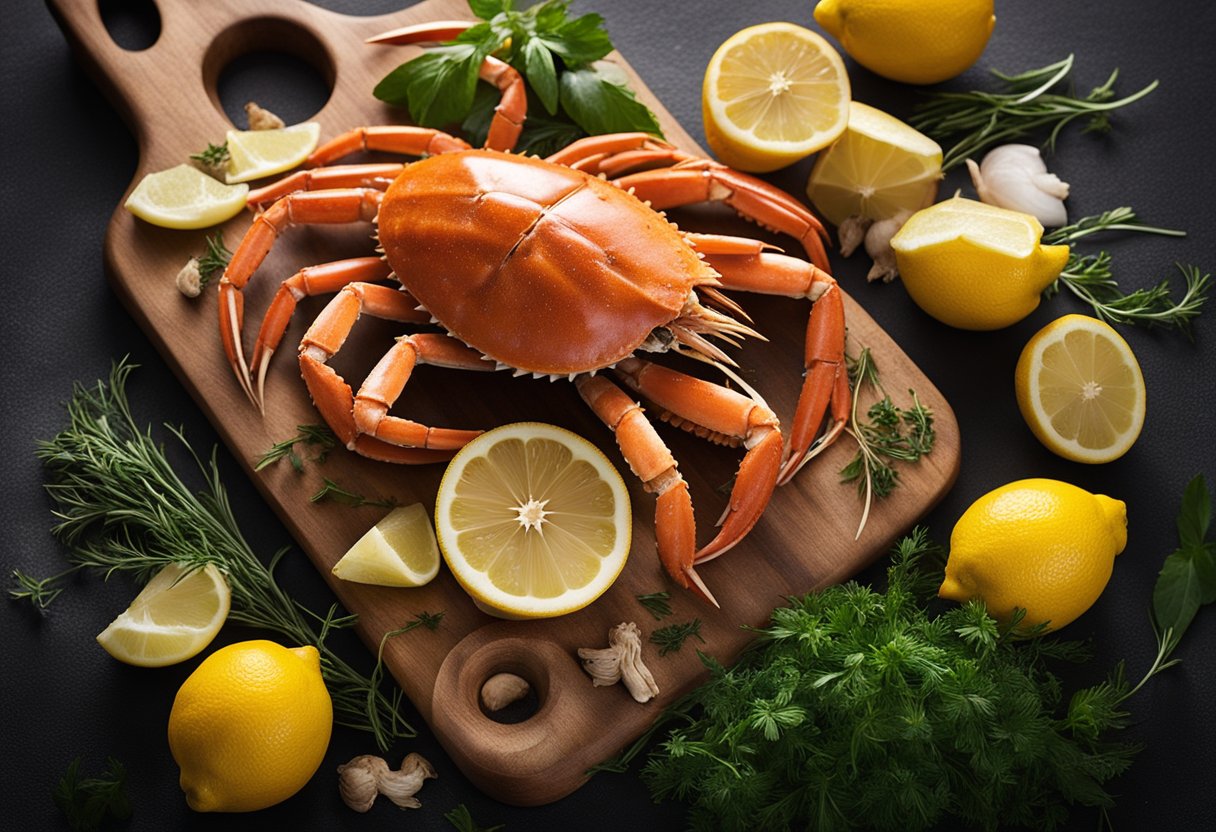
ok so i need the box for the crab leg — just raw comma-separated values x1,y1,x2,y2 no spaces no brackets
615,161,832,270
700,248,851,485
218,188,383,406
306,126,471,169
545,132,696,175
367,22,526,152
247,163,405,206
612,357,783,565
576,375,718,607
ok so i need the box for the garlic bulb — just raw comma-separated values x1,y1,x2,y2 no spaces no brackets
966,144,1070,227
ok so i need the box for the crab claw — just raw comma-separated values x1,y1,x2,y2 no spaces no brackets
695,426,783,563
657,479,719,608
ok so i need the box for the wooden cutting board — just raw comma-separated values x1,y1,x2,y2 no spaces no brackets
51,0,960,806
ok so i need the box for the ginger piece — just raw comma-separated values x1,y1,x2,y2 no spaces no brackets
577,621,660,703
837,214,873,258
175,257,202,298
337,752,436,812
245,101,285,131
480,672,531,712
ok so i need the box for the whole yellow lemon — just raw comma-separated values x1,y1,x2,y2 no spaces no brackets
814,0,996,86
940,479,1127,631
168,640,333,812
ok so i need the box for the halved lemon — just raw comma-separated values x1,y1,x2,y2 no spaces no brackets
435,423,631,619
702,22,850,173
332,503,440,587
124,164,249,229
806,101,943,227
225,122,321,184
97,562,231,667
1015,314,1146,463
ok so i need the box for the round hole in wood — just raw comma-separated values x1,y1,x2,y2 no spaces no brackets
454,637,561,727
99,0,160,52
202,18,335,128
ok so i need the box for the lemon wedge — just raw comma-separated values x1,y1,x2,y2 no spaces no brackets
702,22,850,173
97,562,231,667
225,122,321,184
332,503,441,587
1015,314,1146,463
124,164,249,229
806,102,942,227
890,195,1071,329
434,422,631,619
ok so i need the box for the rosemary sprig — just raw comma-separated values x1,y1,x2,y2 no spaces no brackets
53,756,132,832
911,55,1159,171
190,141,230,170
27,360,413,751
1039,208,1207,331
195,232,232,290
636,591,673,621
310,477,397,508
445,804,506,832
840,348,936,538
650,619,705,656
255,424,338,472
9,566,79,611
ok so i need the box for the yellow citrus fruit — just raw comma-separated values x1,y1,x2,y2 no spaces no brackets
702,22,850,173
1015,314,1146,463
124,164,249,230
332,502,440,587
434,422,631,619
814,0,996,85
168,640,332,812
96,562,230,667
889,195,1071,330
224,122,321,184
940,479,1127,631
805,101,943,227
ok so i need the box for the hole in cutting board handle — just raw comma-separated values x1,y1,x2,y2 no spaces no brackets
202,17,335,128
99,0,160,52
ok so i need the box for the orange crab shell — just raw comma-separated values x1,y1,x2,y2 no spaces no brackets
375,150,719,376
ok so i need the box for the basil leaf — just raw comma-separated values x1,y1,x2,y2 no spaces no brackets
1195,544,1216,604
469,0,511,20
531,0,569,33
453,21,496,45
523,37,559,114
374,45,488,128
1177,474,1211,551
1153,549,1204,637
559,67,662,137
540,12,613,66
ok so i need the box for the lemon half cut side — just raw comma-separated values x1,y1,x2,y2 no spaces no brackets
434,422,631,619
1015,314,1146,463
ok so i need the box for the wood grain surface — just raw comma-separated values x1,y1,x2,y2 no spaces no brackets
51,0,959,805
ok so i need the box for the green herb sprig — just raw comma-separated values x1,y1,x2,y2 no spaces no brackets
1040,208,1208,331
195,232,232,290
17,361,412,750
445,803,506,832
374,0,662,155
839,348,936,537
636,590,673,620
310,477,397,508
53,757,132,832
255,424,338,472
911,55,1158,171
190,141,230,170
650,619,705,656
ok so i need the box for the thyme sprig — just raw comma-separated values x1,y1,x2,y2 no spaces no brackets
189,141,230,170
911,55,1159,171
636,590,673,621
650,619,705,656
195,232,232,290
255,424,338,472
24,361,412,751
840,348,936,538
310,477,397,508
1039,208,1207,331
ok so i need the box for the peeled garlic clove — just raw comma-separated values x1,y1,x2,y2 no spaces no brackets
967,144,1070,227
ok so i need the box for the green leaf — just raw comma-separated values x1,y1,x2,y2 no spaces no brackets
469,0,511,20
531,0,569,33
523,37,559,114
373,44,490,128
540,13,613,66
1153,549,1204,636
559,67,662,138
1177,474,1211,550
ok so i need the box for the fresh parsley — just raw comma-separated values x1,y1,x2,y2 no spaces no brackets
650,618,705,656
374,0,662,154
52,757,132,832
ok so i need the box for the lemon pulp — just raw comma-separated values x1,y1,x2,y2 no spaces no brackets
702,23,850,172
435,423,630,619
332,503,441,587
225,122,321,183
124,164,248,230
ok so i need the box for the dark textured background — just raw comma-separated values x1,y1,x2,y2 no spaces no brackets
4,0,1214,829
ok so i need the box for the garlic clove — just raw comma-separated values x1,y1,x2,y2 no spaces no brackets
480,672,531,712
862,212,910,283
175,257,202,298
837,214,873,258
578,622,659,703
967,144,1070,227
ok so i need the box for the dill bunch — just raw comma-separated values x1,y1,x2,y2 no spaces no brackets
634,531,1139,831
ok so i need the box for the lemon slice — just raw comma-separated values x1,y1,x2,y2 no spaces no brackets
702,22,850,173
1015,314,1146,463
332,503,440,587
124,164,249,230
97,563,231,667
805,101,942,227
435,422,631,619
225,122,321,183
890,195,1071,330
